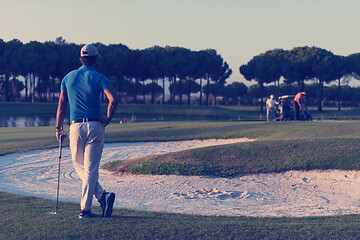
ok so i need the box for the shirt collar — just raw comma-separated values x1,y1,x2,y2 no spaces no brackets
79,65,95,71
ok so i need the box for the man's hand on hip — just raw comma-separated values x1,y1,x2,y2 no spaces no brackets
97,116,111,127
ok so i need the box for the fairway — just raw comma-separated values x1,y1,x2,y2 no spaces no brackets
2,120,360,239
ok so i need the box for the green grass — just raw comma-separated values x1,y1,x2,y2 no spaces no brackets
2,120,360,151
2,120,360,155
311,107,360,120
3,102,360,239
3,101,360,121
101,120,360,177
0,126,60,155
3,120,360,178
0,102,60,117
2,192,360,240
109,138,360,177
0,102,259,121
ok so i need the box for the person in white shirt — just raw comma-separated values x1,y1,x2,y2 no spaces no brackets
266,95,277,121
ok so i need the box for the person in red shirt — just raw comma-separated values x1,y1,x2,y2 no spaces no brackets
293,92,306,120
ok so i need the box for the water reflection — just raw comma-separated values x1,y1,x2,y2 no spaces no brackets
0,116,58,127
0,117,124,127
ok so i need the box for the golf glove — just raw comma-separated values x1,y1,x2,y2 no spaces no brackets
56,129,67,142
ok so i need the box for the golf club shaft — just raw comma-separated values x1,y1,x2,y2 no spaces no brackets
55,138,62,213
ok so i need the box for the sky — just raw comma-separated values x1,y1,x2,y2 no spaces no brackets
2,0,360,86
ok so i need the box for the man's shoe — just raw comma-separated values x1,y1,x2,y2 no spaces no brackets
99,192,115,217
79,210,96,219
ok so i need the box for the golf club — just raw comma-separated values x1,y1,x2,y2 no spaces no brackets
49,136,63,215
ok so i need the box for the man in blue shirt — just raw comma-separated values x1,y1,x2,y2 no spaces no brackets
56,44,119,218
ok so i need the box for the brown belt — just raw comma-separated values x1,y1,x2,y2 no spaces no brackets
70,118,100,125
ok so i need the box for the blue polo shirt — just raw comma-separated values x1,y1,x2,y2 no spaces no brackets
61,66,113,121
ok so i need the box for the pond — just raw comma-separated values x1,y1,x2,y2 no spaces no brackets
0,116,125,127
0,116,58,127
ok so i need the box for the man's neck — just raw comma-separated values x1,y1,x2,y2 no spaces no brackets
83,64,96,68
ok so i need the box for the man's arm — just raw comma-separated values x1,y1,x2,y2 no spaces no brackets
99,88,119,126
56,90,68,141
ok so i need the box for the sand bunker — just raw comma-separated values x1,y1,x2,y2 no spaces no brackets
172,188,247,200
1,138,360,217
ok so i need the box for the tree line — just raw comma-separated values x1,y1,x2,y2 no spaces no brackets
1,38,360,111
240,47,360,112
0,38,232,105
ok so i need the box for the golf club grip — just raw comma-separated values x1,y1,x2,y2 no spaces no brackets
59,137,62,159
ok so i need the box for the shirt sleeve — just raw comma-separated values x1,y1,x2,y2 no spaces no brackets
99,75,113,91
60,77,67,91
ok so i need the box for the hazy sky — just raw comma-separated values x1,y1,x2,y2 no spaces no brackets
2,0,360,84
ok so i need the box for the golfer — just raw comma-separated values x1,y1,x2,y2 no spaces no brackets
294,91,306,120
266,95,277,121
56,44,119,218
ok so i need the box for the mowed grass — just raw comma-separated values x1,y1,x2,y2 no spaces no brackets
3,120,360,177
2,120,360,154
0,102,259,121
2,119,360,239
106,138,360,177
3,101,360,122
98,120,360,177
2,192,360,240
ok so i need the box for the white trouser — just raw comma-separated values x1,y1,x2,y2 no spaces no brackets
267,108,275,121
69,121,105,211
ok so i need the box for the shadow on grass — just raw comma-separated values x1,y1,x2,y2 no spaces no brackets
2,192,360,240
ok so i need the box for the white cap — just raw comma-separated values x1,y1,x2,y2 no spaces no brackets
270,95,274,98
80,44,99,57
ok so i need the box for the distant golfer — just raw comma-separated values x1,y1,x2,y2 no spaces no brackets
56,44,119,218
266,95,277,121
294,91,306,120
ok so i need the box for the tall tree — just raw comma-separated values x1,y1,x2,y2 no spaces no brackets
283,47,317,91
240,53,279,112
0,39,6,100
198,49,232,105
219,82,247,105
22,41,57,102
96,43,129,103
259,49,285,95
126,49,141,103
203,82,225,105
3,39,23,101
310,49,343,112
139,47,162,104
159,46,191,104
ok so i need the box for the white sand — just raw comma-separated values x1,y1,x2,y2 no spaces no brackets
1,138,360,217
